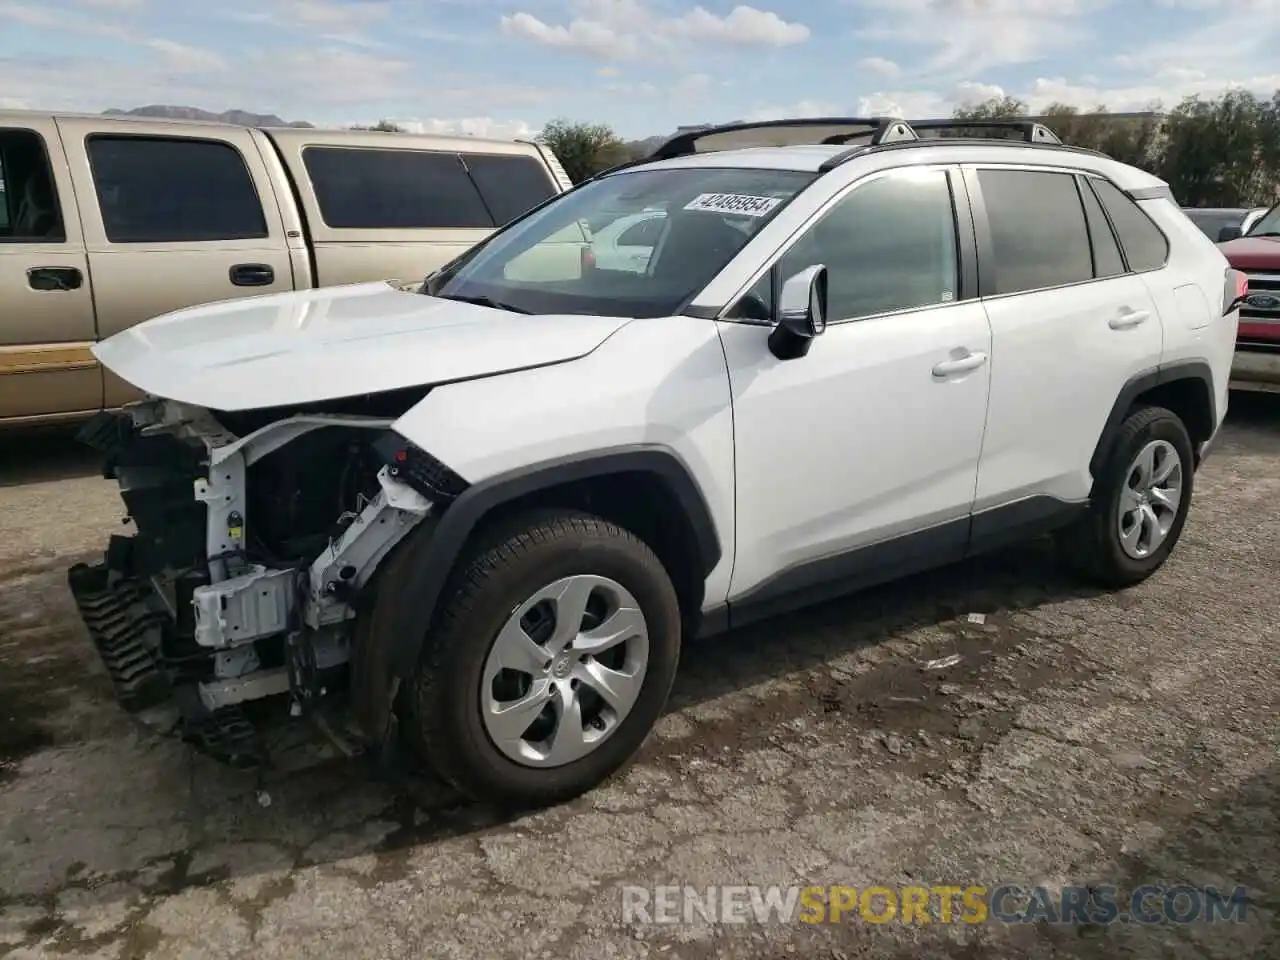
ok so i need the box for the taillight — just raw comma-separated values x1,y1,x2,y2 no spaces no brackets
580,245,596,273
1223,267,1247,315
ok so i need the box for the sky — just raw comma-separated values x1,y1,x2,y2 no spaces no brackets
1,0,1278,140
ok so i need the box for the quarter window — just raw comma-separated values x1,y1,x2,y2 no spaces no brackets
778,168,959,321
1078,176,1126,279
87,135,267,243
303,146,494,230
978,169,1093,295
1088,177,1169,272
461,153,558,224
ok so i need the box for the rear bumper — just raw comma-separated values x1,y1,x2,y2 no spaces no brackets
1229,347,1280,393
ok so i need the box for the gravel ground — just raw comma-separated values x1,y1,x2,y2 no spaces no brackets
1,396,1277,960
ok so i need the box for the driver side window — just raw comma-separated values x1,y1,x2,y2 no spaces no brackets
774,169,960,322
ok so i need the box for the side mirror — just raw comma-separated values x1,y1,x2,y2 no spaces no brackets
1218,225,1242,243
768,265,828,360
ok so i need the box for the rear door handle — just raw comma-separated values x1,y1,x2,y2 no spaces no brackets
932,350,988,378
229,263,275,287
27,266,83,291
1109,308,1150,330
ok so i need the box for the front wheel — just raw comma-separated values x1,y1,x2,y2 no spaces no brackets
402,511,682,808
1058,405,1195,588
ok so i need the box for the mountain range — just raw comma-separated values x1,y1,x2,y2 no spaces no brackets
102,105,314,127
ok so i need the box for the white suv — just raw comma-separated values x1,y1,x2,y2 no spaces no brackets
69,117,1243,807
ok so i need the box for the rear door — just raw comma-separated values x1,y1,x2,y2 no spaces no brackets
967,165,1164,517
0,117,100,420
56,118,292,408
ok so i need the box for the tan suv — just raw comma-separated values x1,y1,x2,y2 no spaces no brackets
0,111,573,426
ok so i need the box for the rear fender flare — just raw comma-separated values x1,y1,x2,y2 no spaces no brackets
1089,360,1216,484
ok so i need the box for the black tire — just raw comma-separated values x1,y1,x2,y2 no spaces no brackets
399,509,681,808
1058,405,1195,588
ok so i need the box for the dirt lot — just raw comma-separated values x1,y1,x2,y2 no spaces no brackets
1,398,1277,960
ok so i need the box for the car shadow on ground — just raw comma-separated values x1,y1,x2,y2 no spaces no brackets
0,425,101,488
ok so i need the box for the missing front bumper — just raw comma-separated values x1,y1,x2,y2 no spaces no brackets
68,553,268,768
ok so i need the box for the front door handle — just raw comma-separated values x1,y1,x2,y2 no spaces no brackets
229,263,275,287
27,266,83,291
932,350,988,378
1109,308,1150,330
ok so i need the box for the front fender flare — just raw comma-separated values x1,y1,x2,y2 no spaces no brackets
353,444,722,741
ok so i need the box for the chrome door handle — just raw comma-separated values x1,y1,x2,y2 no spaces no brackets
932,351,988,378
1109,308,1150,330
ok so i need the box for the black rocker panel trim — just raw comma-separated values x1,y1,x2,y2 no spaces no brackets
386,444,722,678
699,516,969,637
1088,360,1216,481
696,494,1086,638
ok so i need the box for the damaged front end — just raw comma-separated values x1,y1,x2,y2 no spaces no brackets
67,394,461,768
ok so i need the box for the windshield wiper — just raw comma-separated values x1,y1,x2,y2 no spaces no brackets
1247,231,1280,238
435,293,532,314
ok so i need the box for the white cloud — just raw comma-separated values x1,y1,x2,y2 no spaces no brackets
276,0,391,28
143,38,228,73
744,100,844,121
501,0,808,61
367,117,540,139
75,0,145,8
671,6,808,46
1025,73,1280,112
859,57,900,78
603,72,713,100
951,80,1006,105
856,0,1103,79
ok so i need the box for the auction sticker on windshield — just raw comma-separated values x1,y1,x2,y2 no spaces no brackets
684,193,783,217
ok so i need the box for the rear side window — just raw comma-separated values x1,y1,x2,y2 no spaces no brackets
977,169,1093,295
87,136,268,243
461,153,558,225
1078,177,1126,278
1089,177,1169,272
303,147,494,230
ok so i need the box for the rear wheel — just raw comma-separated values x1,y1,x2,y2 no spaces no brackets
1058,405,1195,588
401,510,681,807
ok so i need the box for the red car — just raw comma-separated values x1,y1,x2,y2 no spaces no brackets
1217,202,1280,393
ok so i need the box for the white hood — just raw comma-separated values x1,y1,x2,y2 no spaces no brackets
92,282,633,411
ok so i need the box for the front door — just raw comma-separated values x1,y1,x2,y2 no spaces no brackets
0,120,100,421
55,118,294,408
719,166,993,615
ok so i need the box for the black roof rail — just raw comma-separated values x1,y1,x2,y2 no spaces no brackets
905,118,1063,144
647,117,916,160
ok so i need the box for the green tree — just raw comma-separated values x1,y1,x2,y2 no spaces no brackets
351,120,404,132
1037,102,1163,171
953,96,1028,120
537,118,629,183
1159,90,1275,206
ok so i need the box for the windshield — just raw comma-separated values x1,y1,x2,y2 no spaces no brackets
430,166,817,318
1245,203,1280,237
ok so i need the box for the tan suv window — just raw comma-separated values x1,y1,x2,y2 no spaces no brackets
303,146,495,229
86,135,268,243
0,128,66,242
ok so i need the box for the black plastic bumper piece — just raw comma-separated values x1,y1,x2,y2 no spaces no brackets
67,557,268,769
67,559,171,712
